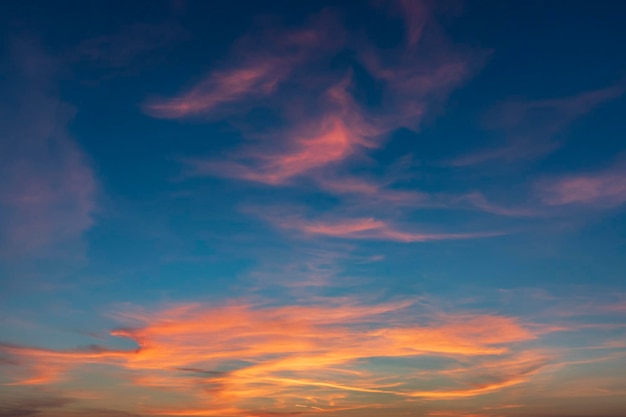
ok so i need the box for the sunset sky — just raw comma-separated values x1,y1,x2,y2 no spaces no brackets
1,1,626,416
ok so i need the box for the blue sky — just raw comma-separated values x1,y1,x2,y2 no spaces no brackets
1,1,626,416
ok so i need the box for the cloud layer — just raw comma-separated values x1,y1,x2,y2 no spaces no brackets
0,299,542,415
2,291,625,417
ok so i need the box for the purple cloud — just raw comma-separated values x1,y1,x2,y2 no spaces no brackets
536,163,626,208
0,40,97,258
449,84,625,166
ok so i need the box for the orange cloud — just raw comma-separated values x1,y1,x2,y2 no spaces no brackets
9,295,624,416
1,300,543,416
455,192,540,217
0,343,133,385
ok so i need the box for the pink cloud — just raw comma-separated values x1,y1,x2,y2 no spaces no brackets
487,85,625,131
397,0,429,48
146,58,289,119
145,12,344,119
142,1,504,242
359,1,483,133
447,139,562,168
456,192,540,217
146,3,481,191
188,114,367,184
314,173,429,207
537,164,626,207
278,216,502,242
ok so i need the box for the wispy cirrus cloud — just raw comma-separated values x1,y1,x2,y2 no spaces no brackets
146,2,481,192
536,162,626,208
73,22,188,69
147,59,286,118
0,299,545,416
454,192,540,217
449,84,625,167
145,11,345,120
360,0,482,131
142,1,499,244
277,216,502,242
2,290,625,416
186,111,370,185
0,342,133,386
0,40,97,258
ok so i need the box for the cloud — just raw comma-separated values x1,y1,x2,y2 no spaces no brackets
454,192,540,217
3,291,624,416
0,395,72,417
487,86,625,131
51,409,144,417
146,2,481,191
277,216,502,242
145,11,344,119
129,1,519,263
73,22,187,68
449,84,625,166
536,163,626,207
141,1,498,246
186,112,369,185
1,299,542,415
0,39,97,258
359,1,482,132
0,342,135,385
147,57,289,119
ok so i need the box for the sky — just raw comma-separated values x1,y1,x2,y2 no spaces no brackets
1,0,626,416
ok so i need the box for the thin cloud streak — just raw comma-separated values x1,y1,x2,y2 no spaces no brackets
536,163,626,207
278,216,503,242
187,113,369,185
147,58,288,119
455,192,541,217
145,11,345,119
449,84,625,167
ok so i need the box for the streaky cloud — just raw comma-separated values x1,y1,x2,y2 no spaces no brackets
1,299,541,415
0,39,97,258
73,22,188,68
145,11,345,119
536,162,626,207
448,84,625,167
277,216,503,242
